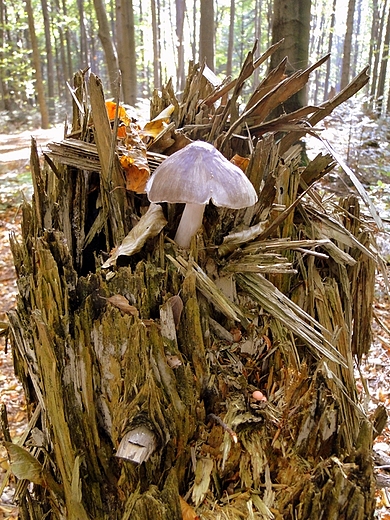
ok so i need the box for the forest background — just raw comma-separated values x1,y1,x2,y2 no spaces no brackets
0,0,389,130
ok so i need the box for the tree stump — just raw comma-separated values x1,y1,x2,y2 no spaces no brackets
5,52,380,519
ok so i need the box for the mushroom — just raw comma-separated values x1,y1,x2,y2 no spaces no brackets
145,141,258,248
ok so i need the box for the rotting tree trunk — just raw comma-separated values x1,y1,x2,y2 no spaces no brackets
6,51,380,520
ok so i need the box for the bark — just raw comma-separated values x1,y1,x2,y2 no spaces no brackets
25,0,50,128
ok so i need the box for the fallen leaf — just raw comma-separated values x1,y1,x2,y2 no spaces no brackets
180,496,200,520
105,101,131,138
143,104,175,138
4,442,46,486
105,295,139,317
167,295,183,328
231,154,249,172
120,153,150,193
102,204,167,268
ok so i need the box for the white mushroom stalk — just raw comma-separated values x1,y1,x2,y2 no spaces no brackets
174,202,206,248
146,141,258,248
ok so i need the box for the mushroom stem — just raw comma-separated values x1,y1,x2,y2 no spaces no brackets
174,203,206,248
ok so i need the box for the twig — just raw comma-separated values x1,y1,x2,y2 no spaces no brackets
207,413,238,443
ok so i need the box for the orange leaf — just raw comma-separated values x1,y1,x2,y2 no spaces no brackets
142,104,175,138
120,154,150,194
231,154,249,172
105,101,130,138
180,497,200,520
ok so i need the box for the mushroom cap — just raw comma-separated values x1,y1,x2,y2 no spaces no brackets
146,141,258,209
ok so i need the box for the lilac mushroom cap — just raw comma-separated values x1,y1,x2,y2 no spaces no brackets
145,140,258,248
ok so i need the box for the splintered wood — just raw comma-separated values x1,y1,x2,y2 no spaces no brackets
5,42,381,519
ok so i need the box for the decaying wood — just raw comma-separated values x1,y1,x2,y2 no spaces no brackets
5,48,383,519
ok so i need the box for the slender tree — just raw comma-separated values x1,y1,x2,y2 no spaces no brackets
0,0,9,110
25,0,50,128
253,0,262,85
226,0,235,77
77,0,89,68
41,0,55,121
368,0,380,100
323,0,337,100
116,0,137,105
175,0,186,91
199,0,214,70
340,0,356,90
93,0,120,98
376,6,390,115
151,0,161,88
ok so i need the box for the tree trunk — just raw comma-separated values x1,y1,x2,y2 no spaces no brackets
116,0,137,105
226,0,235,78
7,58,378,520
0,0,9,110
25,0,50,128
151,0,161,89
40,0,55,121
368,0,382,102
323,0,336,101
175,0,186,92
93,0,120,99
77,0,89,68
270,0,311,113
340,0,356,90
253,0,262,85
376,7,390,116
199,0,214,70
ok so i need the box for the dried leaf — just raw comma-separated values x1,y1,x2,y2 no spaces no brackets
4,442,46,486
192,458,214,506
143,104,175,138
120,153,150,193
167,295,183,328
105,295,139,316
102,204,167,268
180,496,200,520
105,101,130,138
231,154,249,172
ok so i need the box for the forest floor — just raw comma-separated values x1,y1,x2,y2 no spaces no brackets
1,102,390,518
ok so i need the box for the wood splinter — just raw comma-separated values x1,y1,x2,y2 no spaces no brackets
115,425,157,464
